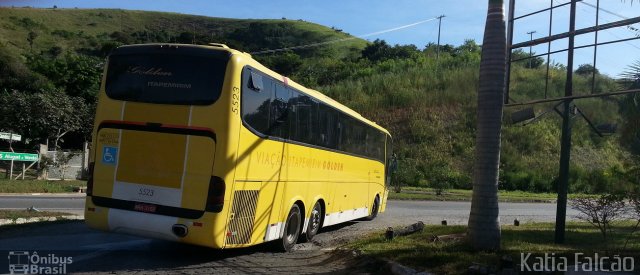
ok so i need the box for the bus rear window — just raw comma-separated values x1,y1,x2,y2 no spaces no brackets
105,53,228,105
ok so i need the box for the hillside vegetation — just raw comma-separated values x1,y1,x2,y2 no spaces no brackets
0,7,638,194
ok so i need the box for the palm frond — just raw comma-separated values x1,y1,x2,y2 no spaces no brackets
620,61,640,82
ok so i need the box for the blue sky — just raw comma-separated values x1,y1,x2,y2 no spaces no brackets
1,0,639,77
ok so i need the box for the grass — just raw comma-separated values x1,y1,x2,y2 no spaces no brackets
0,209,74,219
350,222,640,274
388,186,593,203
0,7,366,58
0,178,86,193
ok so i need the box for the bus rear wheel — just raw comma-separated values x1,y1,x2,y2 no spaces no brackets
304,201,323,242
279,204,302,252
364,196,380,221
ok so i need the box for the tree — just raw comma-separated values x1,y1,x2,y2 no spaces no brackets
49,151,77,180
456,39,481,54
619,61,640,154
47,46,63,58
0,91,86,147
258,51,303,76
26,53,102,101
27,31,37,51
362,39,393,62
510,49,544,69
0,45,52,93
362,39,420,62
575,63,599,76
468,0,506,250
109,31,132,44
99,41,123,57
424,42,456,56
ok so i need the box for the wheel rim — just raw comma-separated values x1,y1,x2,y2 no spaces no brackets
310,204,321,233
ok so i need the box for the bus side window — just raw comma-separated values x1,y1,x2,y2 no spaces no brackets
338,114,351,153
242,69,273,135
289,89,301,143
270,83,291,139
291,92,314,145
318,103,338,150
366,128,383,161
308,98,320,145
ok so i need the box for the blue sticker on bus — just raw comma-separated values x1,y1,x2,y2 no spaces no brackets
102,146,117,165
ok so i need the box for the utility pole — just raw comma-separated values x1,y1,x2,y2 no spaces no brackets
555,0,577,244
192,23,196,44
436,15,446,61
526,30,537,68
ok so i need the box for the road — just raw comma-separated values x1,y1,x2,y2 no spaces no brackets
0,194,578,224
0,196,580,274
0,194,85,215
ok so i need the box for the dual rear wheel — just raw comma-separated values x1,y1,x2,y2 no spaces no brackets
279,201,323,252
278,196,378,252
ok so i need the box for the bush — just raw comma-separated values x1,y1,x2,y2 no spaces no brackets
571,194,627,246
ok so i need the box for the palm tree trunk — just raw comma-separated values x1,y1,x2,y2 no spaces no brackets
468,0,506,250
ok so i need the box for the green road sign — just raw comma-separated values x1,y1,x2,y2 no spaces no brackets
0,152,38,162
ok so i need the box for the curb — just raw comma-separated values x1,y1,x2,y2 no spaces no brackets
0,215,84,226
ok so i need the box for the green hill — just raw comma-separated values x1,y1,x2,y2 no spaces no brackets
0,7,366,57
0,7,637,194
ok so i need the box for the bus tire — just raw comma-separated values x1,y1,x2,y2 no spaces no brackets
304,201,323,242
279,204,302,252
364,196,380,221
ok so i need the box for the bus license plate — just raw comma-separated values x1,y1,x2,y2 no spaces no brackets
134,203,157,213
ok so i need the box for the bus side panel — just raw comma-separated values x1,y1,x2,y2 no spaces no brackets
210,55,244,249
232,124,287,246
281,143,312,232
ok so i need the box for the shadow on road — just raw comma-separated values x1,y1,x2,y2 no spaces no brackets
0,220,381,274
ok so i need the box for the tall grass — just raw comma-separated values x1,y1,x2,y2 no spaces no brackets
318,51,631,193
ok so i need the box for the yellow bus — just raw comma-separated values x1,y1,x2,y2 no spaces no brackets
85,43,393,251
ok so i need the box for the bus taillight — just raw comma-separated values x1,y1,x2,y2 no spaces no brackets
205,176,225,213
86,162,95,196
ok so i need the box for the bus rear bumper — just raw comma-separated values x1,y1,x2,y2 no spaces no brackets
85,198,223,249
107,208,180,241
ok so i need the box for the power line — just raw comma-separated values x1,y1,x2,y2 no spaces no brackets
574,0,640,50
251,17,439,55
579,1,632,21
547,0,640,56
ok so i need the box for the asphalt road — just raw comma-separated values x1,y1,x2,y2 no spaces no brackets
0,194,85,215
0,194,578,224
0,196,582,274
